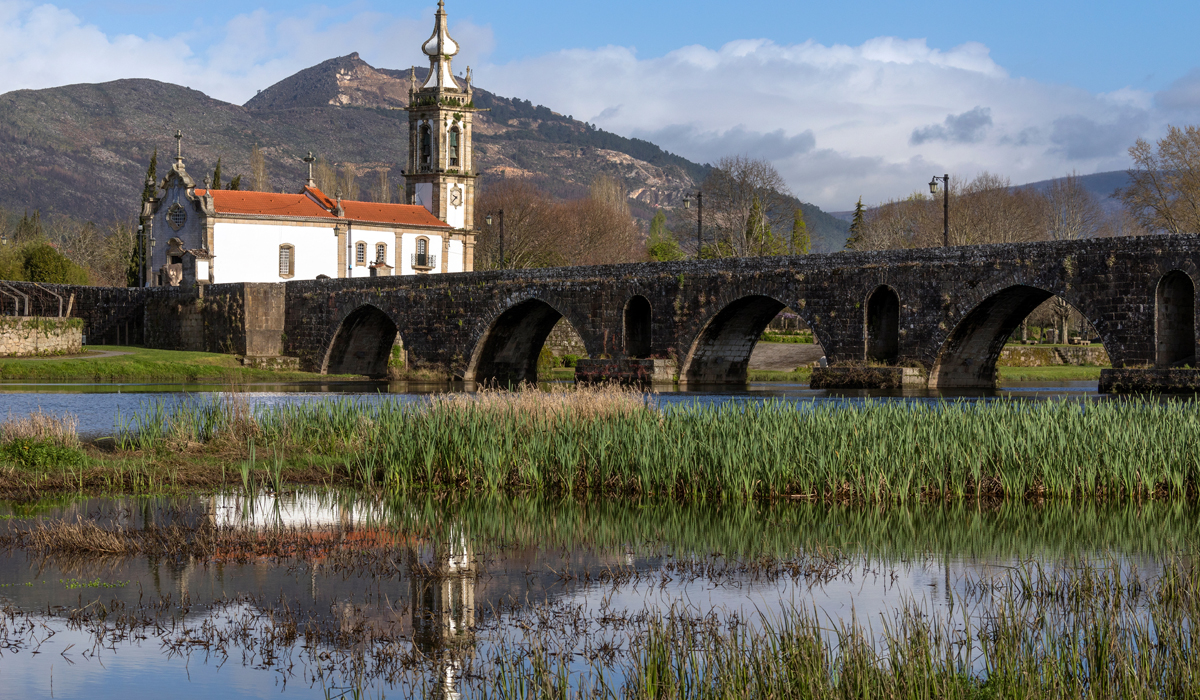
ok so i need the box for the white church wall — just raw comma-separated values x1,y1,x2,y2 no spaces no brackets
447,239,464,273
399,232,443,275
213,222,338,283
348,228,397,278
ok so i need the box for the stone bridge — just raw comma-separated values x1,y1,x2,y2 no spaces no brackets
11,234,1200,390
279,234,1200,389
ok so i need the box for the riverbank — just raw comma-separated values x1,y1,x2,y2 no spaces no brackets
0,345,361,383
0,387,1195,500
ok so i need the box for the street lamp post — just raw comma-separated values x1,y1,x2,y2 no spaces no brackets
485,210,505,269
928,174,949,247
683,192,703,259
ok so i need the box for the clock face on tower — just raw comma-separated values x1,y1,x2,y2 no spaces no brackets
449,186,463,207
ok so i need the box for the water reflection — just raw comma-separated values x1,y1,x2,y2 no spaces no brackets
0,491,1193,697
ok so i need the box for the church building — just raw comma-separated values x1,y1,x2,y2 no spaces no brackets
139,0,477,287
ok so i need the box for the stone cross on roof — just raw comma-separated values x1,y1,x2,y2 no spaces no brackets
174,130,184,163
303,152,317,188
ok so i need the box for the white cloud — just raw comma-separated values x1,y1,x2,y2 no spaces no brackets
478,38,1169,209
0,1,1187,210
0,1,493,104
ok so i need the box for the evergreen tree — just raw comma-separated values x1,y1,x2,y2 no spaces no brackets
132,151,158,287
646,210,684,261
228,174,242,191
15,211,42,243
790,208,809,255
142,149,158,203
211,158,223,190
845,197,866,250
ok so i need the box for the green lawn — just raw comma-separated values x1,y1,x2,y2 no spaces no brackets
996,365,1105,382
0,346,358,383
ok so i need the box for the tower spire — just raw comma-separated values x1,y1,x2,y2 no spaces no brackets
420,0,460,91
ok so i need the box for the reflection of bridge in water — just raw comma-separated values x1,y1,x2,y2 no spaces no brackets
15,494,619,699
14,234,1200,391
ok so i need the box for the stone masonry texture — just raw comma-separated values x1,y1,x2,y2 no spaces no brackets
18,234,1200,388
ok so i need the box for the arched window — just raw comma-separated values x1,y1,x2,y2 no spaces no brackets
375,243,387,263
355,241,366,266
419,124,432,171
1157,270,1196,367
449,127,460,168
624,295,652,358
412,237,435,270
278,244,295,278
865,286,900,364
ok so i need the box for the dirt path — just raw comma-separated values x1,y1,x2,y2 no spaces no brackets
748,342,825,371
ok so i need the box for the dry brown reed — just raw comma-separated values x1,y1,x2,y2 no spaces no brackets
2,409,79,448
432,383,649,422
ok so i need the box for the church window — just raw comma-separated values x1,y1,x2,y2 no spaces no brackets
278,244,295,278
167,203,187,231
420,124,432,171
355,242,366,266
412,237,435,270
375,243,387,263
449,128,460,167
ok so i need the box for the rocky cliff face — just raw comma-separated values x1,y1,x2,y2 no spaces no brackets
0,53,848,250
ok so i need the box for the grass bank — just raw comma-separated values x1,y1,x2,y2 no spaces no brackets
0,345,358,383
998,365,1104,382
1,387,1198,500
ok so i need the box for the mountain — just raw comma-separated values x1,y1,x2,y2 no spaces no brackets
0,53,848,252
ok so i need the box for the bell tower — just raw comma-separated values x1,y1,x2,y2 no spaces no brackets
405,0,475,231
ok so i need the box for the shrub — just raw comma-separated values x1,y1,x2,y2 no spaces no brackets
561,354,581,368
0,438,85,469
22,244,89,285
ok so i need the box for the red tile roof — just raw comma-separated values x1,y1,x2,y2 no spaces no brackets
194,187,451,228
339,200,450,228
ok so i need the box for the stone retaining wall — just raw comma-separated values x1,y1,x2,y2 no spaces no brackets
0,316,83,357
998,345,1110,367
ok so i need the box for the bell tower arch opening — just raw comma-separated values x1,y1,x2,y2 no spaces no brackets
865,286,900,364
1156,270,1196,368
624,295,652,358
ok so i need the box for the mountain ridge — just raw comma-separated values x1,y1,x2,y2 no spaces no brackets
0,53,850,252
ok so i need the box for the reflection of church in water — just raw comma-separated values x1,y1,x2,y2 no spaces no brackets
139,0,478,287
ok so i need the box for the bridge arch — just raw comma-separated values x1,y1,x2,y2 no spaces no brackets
322,304,399,378
624,295,652,359
465,298,580,384
680,294,794,384
864,285,900,364
930,284,1109,388
1156,270,1196,368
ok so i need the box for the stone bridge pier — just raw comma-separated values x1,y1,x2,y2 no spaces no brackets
275,234,1200,391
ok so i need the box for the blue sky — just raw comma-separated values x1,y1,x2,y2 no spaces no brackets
1,0,1198,208
55,0,1200,93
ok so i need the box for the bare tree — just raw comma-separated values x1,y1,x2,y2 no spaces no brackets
371,170,391,204
314,156,337,194
338,166,359,201
1119,125,1200,234
701,155,793,257
473,179,558,269
473,176,641,269
250,144,267,192
1045,172,1103,240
